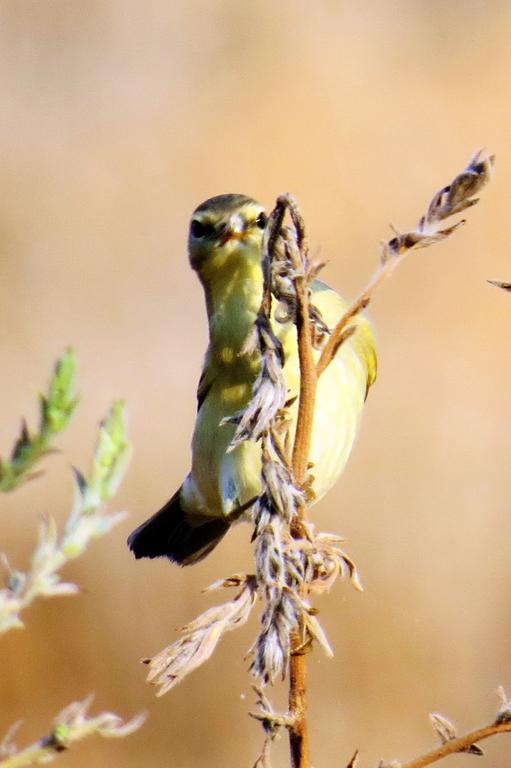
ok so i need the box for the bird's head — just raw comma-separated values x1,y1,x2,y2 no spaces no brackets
188,194,267,281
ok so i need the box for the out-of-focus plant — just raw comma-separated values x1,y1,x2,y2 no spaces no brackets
488,279,511,292
0,399,130,633
1,351,145,763
0,349,78,493
138,153,510,768
0,696,146,768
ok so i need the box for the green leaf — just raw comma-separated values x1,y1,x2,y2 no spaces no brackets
0,349,79,492
86,401,131,506
40,348,79,435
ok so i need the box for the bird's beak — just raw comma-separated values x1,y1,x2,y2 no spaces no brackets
218,214,245,245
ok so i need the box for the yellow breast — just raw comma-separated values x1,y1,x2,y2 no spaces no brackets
188,279,376,519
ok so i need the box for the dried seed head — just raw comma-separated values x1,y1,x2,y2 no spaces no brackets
144,578,257,695
495,686,511,725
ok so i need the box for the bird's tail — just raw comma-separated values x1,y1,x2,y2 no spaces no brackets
127,489,230,566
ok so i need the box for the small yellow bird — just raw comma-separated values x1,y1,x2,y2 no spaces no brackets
128,194,376,566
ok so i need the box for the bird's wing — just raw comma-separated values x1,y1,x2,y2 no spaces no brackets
196,353,216,412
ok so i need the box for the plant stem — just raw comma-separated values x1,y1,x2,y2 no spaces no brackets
291,259,318,484
283,195,317,768
288,644,310,768
400,721,511,768
316,254,403,378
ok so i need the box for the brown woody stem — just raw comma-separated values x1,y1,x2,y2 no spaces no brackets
400,721,511,768
276,195,317,768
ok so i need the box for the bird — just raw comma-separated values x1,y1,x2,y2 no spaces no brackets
128,193,377,566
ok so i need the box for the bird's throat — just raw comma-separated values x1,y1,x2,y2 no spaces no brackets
203,246,264,357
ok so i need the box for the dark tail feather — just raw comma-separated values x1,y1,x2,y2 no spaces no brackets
127,489,230,566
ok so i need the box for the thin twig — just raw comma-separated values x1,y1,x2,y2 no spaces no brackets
376,687,511,767
318,151,494,377
317,256,401,377
399,721,511,768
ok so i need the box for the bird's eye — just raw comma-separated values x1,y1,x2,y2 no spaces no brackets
255,212,267,229
191,219,215,239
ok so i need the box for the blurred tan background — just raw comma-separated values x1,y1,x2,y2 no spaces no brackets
1,1,511,766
